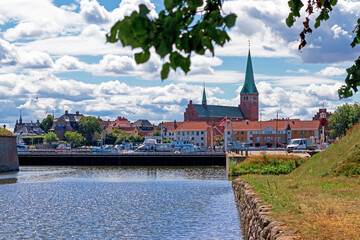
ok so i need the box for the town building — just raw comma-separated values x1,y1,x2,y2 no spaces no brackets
184,49,259,122
50,110,83,140
174,121,211,147
13,114,45,137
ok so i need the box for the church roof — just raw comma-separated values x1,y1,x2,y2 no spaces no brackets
193,104,244,119
241,49,258,95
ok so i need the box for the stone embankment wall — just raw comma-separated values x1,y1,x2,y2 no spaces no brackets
0,136,19,173
232,180,301,240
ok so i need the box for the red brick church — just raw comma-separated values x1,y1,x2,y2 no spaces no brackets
184,49,259,122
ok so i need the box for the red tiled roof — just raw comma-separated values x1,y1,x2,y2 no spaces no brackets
287,120,320,130
175,121,210,131
232,120,289,131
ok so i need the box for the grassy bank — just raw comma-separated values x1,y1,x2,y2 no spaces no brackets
238,124,360,239
0,129,14,136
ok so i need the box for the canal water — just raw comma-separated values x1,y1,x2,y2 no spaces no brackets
0,166,242,239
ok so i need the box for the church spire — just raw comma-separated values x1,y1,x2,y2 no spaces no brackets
202,83,207,106
240,49,258,95
19,109,23,124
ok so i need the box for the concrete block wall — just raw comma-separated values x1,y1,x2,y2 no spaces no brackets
0,136,19,173
232,179,301,240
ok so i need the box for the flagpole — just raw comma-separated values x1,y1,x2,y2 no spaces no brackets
224,119,228,152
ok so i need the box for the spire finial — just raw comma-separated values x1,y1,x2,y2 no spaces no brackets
248,39,250,49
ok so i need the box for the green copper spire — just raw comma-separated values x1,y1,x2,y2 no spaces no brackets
240,49,258,95
202,83,207,105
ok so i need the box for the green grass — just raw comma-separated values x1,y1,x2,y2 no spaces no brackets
0,128,14,136
237,124,360,239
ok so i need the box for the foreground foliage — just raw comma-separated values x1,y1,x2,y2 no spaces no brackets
107,0,236,80
286,0,360,98
230,154,306,175
239,124,360,239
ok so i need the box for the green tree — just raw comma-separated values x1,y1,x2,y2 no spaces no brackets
328,103,360,138
286,0,360,98
39,115,54,133
152,130,161,136
107,0,236,80
44,132,59,144
163,139,171,143
78,116,102,145
65,131,84,148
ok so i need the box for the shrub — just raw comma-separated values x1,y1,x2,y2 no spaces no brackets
230,154,306,176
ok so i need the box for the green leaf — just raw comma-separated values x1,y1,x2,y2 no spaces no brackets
161,63,171,80
165,0,175,11
156,40,172,58
139,4,150,18
314,18,321,29
106,21,121,43
224,14,237,28
134,50,150,64
188,0,203,10
286,13,295,27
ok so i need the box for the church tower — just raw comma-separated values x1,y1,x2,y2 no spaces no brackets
240,49,259,121
202,84,207,106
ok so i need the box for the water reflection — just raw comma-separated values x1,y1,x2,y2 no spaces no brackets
0,166,228,184
0,166,242,239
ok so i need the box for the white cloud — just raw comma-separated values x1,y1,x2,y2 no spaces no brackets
316,66,346,77
80,0,111,24
54,55,85,71
286,68,309,74
0,39,53,69
331,24,351,39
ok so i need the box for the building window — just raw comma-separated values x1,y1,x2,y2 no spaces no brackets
256,137,260,142
253,102,256,106
309,130,312,134
201,137,204,140
191,131,194,135
236,137,239,141
201,143,204,146
201,131,204,134
294,130,297,134
241,131,244,134
301,130,306,135
250,137,253,140
253,96,257,100
227,131,230,135
196,131,199,136
241,137,244,141
249,131,252,134
278,136,281,141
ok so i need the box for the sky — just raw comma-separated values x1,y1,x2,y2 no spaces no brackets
0,0,359,130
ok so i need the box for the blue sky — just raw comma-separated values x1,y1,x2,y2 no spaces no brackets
0,0,359,129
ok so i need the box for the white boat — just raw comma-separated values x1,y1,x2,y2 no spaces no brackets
134,139,157,152
92,146,112,153
156,143,172,152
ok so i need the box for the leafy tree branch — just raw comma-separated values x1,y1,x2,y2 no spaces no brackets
106,0,236,80
286,0,360,98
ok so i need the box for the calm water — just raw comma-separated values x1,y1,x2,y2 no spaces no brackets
0,166,242,239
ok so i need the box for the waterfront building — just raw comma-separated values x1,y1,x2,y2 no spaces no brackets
174,121,211,147
288,119,321,142
50,110,83,141
160,121,179,142
13,113,45,137
133,119,155,136
184,49,259,122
